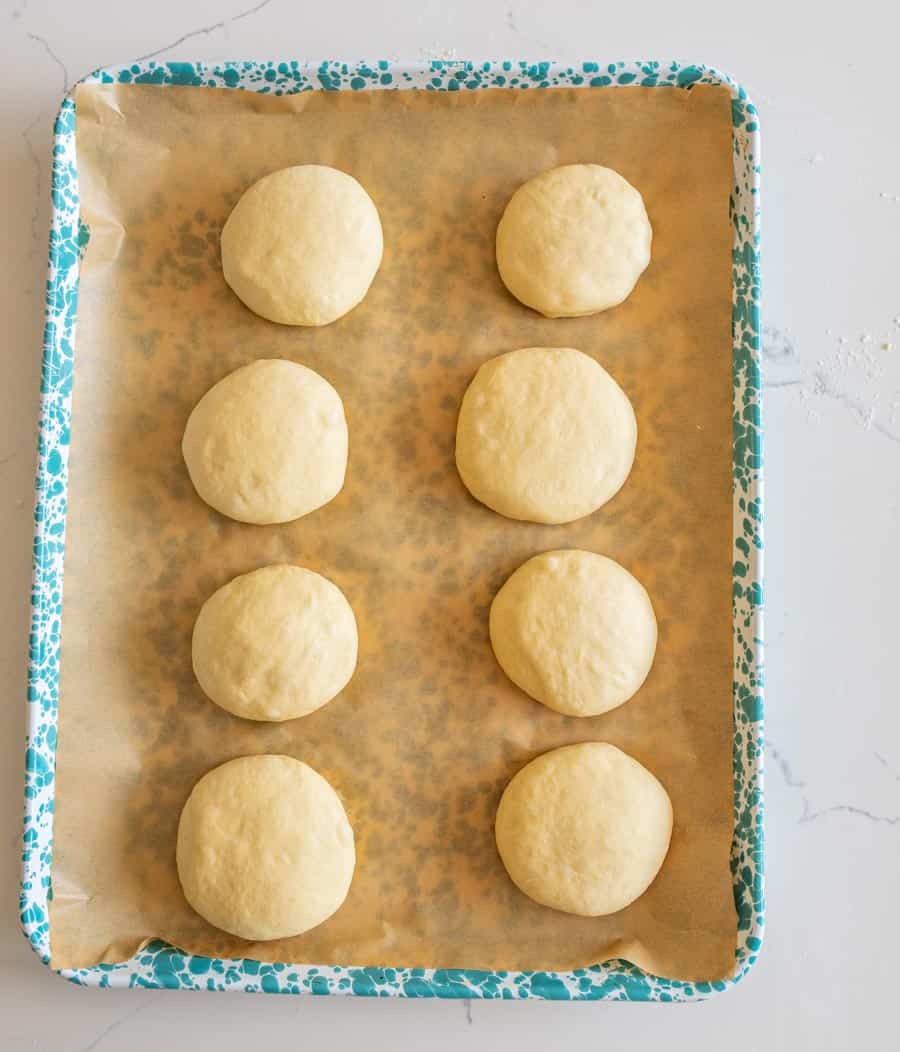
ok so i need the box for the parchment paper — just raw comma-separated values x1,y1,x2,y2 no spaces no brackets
51,81,736,980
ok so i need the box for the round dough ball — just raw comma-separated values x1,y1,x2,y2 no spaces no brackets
455,347,636,524
496,164,652,318
490,550,657,717
177,755,355,941
221,165,383,326
182,359,348,525
495,743,673,916
192,565,358,722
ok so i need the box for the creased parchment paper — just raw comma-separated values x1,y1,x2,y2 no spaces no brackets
52,81,736,980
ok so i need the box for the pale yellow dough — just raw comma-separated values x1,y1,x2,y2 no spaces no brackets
490,550,657,717
182,359,348,525
221,165,383,326
192,564,358,722
455,347,636,524
496,164,652,318
495,743,673,917
177,755,355,942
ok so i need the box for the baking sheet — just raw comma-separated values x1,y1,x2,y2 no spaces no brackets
51,81,736,980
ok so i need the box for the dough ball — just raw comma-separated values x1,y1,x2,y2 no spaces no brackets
496,164,652,318
221,165,383,326
192,565,358,722
455,347,636,524
495,743,673,916
182,359,348,525
491,550,656,717
177,755,355,941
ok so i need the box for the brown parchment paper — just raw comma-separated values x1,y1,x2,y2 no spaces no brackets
50,81,736,980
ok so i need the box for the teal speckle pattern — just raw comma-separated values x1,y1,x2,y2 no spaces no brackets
22,59,763,1000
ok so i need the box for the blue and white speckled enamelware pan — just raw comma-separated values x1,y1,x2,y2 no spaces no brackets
21,59,763,1000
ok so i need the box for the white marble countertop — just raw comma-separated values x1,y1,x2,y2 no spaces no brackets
2,1,898,1048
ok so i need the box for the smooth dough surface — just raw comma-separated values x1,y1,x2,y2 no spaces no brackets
455,347,636,524
177,755,355,941
182,359,348,525
495,743,673,917
490,550,657,717
221,165,383,326
192,564,358,722
496,164,652,318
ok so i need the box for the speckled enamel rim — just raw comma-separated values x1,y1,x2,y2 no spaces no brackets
22,59,763,1000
